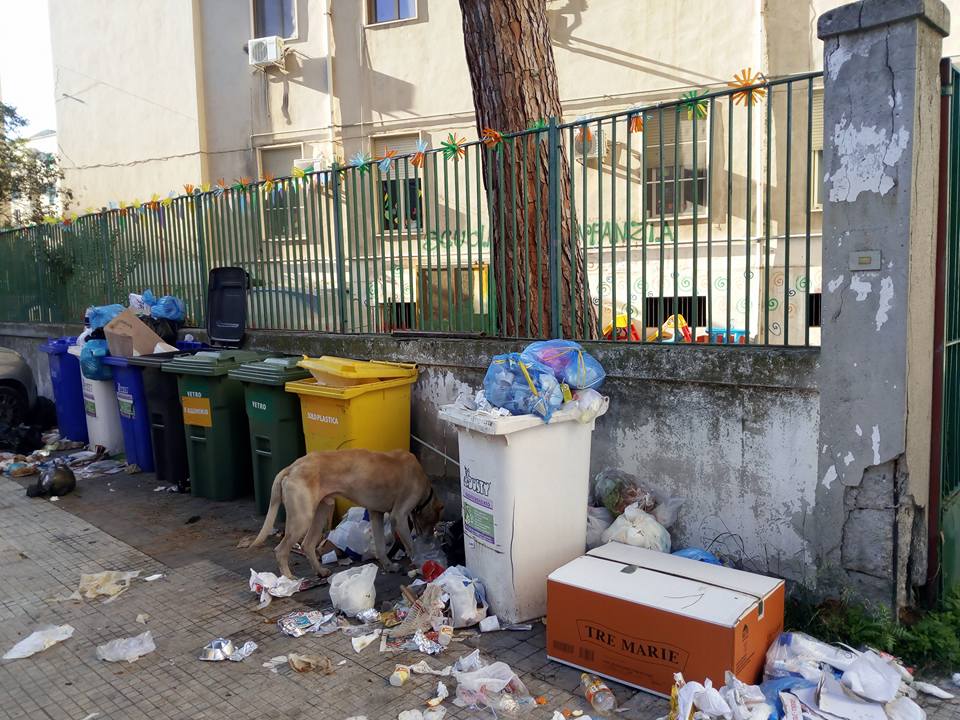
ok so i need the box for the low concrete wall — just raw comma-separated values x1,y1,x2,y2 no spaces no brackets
1,322,821,587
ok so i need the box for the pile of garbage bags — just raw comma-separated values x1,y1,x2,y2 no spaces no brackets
77,289,186,380
669,631,949,720
475,339,606,422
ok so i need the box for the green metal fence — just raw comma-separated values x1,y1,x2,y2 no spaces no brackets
0,72,823,345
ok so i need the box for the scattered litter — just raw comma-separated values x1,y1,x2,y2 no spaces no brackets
135,613,149,624
886,696,926,720
79,714,101,720
423,709,446,720
96,631,155,663
71,570,141,601
411,629,443,656
49,496,59,502
953,672,960,687
410,660,453,677
479,615,500,633
321,550,338,565
398,711,423,720
277,609,337,637
581,672,618,715
503,623,533,631
76,459,125,479
840,650,902,703
2,624,74,659
912,681,954,699
357,608,381,624
143,573,164,582
351,630,381,653
390,664,411,686
198,638,257,662
327,507,395,561
249,569,305,609
425,681,448,707
453,653,535,715
152,485,177,492
262,655,288,673
287,652,335,674
329,564,378,615
591,468,684,526
600,501,671,551
764,631,858,681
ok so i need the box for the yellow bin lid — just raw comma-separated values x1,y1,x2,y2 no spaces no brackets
285,373,417,400
297,355,417,387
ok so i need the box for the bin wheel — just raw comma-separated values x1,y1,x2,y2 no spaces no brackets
0,386,27,427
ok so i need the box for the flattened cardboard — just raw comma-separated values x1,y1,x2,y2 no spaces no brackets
105,309,175,357
546,543,785,697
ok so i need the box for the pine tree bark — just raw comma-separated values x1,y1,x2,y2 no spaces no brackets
459,0,597,339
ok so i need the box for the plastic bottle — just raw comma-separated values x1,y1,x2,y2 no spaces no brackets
581,673,618,715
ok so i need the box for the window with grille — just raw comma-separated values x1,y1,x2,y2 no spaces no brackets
372,135,423,233
644,110,708,218
253,0,296,39
369,0,416,24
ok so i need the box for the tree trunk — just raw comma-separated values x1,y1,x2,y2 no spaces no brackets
459,0,597,339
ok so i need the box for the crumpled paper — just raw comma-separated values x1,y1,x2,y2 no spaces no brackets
288,653,336,674
249,569,304,608
277,610,337,637
3,624,74,659
61,570,141,602
96,631,155,663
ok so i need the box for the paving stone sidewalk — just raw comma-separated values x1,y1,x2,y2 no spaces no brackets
1,472,957,720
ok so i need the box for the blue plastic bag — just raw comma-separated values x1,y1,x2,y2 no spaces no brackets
758,677,815,720
483,352,564,420
141,289,186,322
87,304,124,330
672,548,723,565
79,339,112,380
521,339,605,390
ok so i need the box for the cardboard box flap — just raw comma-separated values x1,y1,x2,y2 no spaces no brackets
548,555,761,627
588,543,783,599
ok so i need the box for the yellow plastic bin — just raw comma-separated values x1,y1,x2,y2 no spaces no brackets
285,356,418,517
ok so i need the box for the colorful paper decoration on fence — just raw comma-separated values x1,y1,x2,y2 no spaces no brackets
292,165,306,179
528,119,548,131
378,148,397,173
161,191,175,207
481,128,504,150
629,108,644,133
183,184,195,196
729,68,765,106
441,133,466,161
575,116,593,147
233,177,251,191
681,90,709,119
350,152,372,174
213,179,226,197
146,193,160,211
262,173,275,194
411,139,428,168
200,182,211,193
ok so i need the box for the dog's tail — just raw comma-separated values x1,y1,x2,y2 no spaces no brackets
250,464,291,547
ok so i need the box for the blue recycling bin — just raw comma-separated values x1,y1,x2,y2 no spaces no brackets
38,337,89,444
102,356,153,472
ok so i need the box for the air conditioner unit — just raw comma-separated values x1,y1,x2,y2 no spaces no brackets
248,36,285,67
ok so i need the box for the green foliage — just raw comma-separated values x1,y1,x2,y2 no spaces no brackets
786,588,960,672
0,102,70,229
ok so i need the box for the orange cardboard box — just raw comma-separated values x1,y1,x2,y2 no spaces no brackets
546,543,784,697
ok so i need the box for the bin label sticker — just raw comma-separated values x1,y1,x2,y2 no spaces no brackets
306,410,339,425
117,390,135,419
83,388,96,418
461,466,495,546
181,396,212,427
250,400,268,412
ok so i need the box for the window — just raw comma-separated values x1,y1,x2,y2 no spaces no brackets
810,90,824,210
806,292,822,328
369,0,416,24
259,144,304,240
644,296,708,328
644,111,708,218
372,135,423,232
253,0,296,39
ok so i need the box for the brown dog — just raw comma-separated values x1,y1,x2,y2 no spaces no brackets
250,448,444,579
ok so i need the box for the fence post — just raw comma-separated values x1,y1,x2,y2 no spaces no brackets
815,0,949,608
548,116,562,338
193,196,208,325
331,164,348,333
100,213,114,306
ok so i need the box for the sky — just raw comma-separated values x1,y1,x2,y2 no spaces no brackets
0,0,57,137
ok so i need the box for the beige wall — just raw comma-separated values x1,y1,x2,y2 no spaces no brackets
49,0,206,209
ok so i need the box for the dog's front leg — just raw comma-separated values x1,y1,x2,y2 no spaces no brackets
369,511,400,573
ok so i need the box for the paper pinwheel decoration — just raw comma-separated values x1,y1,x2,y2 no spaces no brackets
681,90,709,120
629,109,644,133
42,215,58,225
233,177,251,191
213,178,226,197
729,68,765,106
441,133,466,161
132,199,142,212
161,192,175,208
411,140,429,168
262,173,275,194
201,182,211,193
118,201,129,217
378,149,398,173
482,128,504,150
350,152,372,174
146,193,160,211
574,116,593,146
108,201,119,211
183,184,195,196
292,165,306,179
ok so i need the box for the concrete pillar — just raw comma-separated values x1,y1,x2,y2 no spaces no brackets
816,0,948,608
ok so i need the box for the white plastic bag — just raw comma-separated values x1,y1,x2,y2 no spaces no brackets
3,624,74,659
840,650,902,703
694,679,733,717
327,507,393,560
434,566,486,628
454,660,532,715
329,564,378,615
586,506,614,550
249,569,303,609
570,388,608,423
601,502,671,552
885,696,926,720
764,632,858,681
96,630,155,663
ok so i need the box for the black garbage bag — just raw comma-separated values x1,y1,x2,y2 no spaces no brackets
140,316,180,346
0,423,43,454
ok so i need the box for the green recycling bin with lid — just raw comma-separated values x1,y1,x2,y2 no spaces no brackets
162,350,267,501
229,357,310,515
